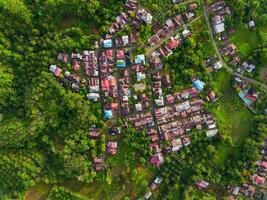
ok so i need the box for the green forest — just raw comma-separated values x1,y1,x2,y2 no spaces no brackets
0,0,266,200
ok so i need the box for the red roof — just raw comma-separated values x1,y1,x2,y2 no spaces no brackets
54,68,62,76
109,77,116,87
255,175,265,185
245,94,257,103
105,50,113,58
111,102,119,110
260,161,267,168
189,3,198,10
167,38,180,49
73,63,80,71
166,95,175,104
101,79,109,90
116,50,125,59
150,155,160,167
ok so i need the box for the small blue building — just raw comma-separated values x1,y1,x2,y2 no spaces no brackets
104,109,113,119
193,79,205,91
117,60,126,68
135,54,145,65
103,39,113,48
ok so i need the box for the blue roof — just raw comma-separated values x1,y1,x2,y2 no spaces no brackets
103,39,113,48
238,91,251,106
117,60,126,68
104,109,113,119
193,80,205,91
135,54,145,64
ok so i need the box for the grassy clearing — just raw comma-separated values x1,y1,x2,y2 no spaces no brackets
24,183,51,200
212,70,253,145
229,26,260,58
211,70,254,166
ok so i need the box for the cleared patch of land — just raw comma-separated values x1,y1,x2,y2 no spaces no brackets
211,70,253,166
229,26,259,58
212,69,253,144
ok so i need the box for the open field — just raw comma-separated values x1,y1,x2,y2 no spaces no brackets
229,26,260,59
212,69,254,145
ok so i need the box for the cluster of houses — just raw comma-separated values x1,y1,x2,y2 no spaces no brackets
50,51,102,100
119,69,131,115
98,49,120,119
100,34,138,49
148,93,218,167
210,0,257,74
235,76,259,108
148,2,198,50
109,0,153,34
237,61,256,74
127,111,154,130
209,0,231,34
109,0,138,34
228,140,267,199
88,127,106,171
142,176,163,199
219,41,240,66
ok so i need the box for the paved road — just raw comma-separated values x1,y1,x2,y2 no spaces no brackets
201,0,267,91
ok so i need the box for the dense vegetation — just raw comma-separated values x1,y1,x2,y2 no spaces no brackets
0,0,266,199
0,0,124,199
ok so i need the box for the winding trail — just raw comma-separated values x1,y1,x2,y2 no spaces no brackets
201,0,267,91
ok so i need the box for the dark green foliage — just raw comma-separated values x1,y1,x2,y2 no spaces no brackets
0,0,124,198
47,186,87,200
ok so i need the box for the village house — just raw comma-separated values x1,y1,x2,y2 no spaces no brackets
150,152,164,167
107,142,118,155
182,28,192,38
57,53,69,63
87,93,100,102
210,1,226,12
128,112,154,130
83,50,98,76
49,65,62,77
206,91,218,102
93,157,105,172
251,174,265,185
171,138,183,152
196,180,209,190
89,127,100,139
125,0,138,12
150,56,163,71
188,2,197,11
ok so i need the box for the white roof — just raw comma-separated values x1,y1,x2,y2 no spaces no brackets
49,65,57,73
135,103,142,111
83,50,89,56
249,20,255,27
155,96,164,106
166,19,174,27
182,29,190,37
246,64,256,72
64,71,70,77
144,191,152,199
214,62,222,70
154,177,163,184
214,23,225,34
206,129,218,137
